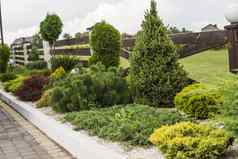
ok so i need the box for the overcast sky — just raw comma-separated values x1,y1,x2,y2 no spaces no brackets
2,0,237,44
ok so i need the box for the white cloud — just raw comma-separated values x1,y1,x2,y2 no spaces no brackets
64,0,150,35
3,0,238,44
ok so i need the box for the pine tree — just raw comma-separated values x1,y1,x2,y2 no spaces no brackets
130,0,188,107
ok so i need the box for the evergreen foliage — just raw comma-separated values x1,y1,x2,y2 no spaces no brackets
90,21,121,67
0,44,10,73
40,14,63,54
130,0,188,106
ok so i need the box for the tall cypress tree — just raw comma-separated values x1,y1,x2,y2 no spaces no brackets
130,0,188,107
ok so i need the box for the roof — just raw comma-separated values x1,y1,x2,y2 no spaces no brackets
12,36,34,45
201,24,220,31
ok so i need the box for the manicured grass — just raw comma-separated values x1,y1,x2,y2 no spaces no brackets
73,49,238,85
180,49,238,85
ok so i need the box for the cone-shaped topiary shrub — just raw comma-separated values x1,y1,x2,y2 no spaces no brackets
130,0,188,107
89,21,121,68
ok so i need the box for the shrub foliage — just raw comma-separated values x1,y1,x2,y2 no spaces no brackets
130,0,188,107
15,75,49,101
0,44,10,73
0,73,17,83
175,84,223,119
90,21,121,67
51,64,131,112
4,76,26,93
36,89,54,108
65,104,189,146
40,14,63,53
51,56,81,72
26,61,47,70
50,66,66,81
149,122,234,159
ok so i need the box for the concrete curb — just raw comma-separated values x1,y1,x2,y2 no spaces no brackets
0,89,127,159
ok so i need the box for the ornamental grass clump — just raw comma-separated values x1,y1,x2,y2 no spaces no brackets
36,89,54,108
4,76,26,93
149,122,234,159
51,56,81,72
174,83,223,119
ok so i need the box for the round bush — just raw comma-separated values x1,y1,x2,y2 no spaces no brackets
174,84,223,119
90,21,121,68
149,122,234,159
15,75,49,101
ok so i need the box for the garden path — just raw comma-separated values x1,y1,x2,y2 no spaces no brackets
0,102,74,159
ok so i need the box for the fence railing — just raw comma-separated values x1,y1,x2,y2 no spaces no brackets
11,30,228,65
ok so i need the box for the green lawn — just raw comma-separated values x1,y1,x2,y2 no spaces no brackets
79,49,237,85
180,49,238,86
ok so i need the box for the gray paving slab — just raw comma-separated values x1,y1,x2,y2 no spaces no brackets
0,108,52,159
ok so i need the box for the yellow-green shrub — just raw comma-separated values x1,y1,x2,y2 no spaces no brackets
36,89,54,108
50,67,66,80
174,84,223,119
4,76,26,93
149,122,234,159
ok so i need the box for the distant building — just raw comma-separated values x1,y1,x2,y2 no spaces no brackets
11,36,33,46
201,24,220,32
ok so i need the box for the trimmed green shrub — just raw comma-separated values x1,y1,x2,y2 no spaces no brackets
0,44,10,73
0,73,17,83
90,21,121,67
26,61,47,70
15,75,49,101
51,56,81,72
40,14,63,54
149,122,234,159
65,104,189,146
28,46,40,61
36,89,54,108
130,0,188,107
51,63,131,112
174,83,223,119
4,76,26,93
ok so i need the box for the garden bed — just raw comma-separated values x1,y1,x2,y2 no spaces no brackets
0,89,165,159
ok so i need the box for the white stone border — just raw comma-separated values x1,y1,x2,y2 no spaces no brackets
0,89,128,159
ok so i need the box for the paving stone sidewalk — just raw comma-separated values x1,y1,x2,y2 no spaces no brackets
0,102,74,159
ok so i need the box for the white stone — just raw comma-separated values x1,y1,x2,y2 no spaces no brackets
225,4,238,23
